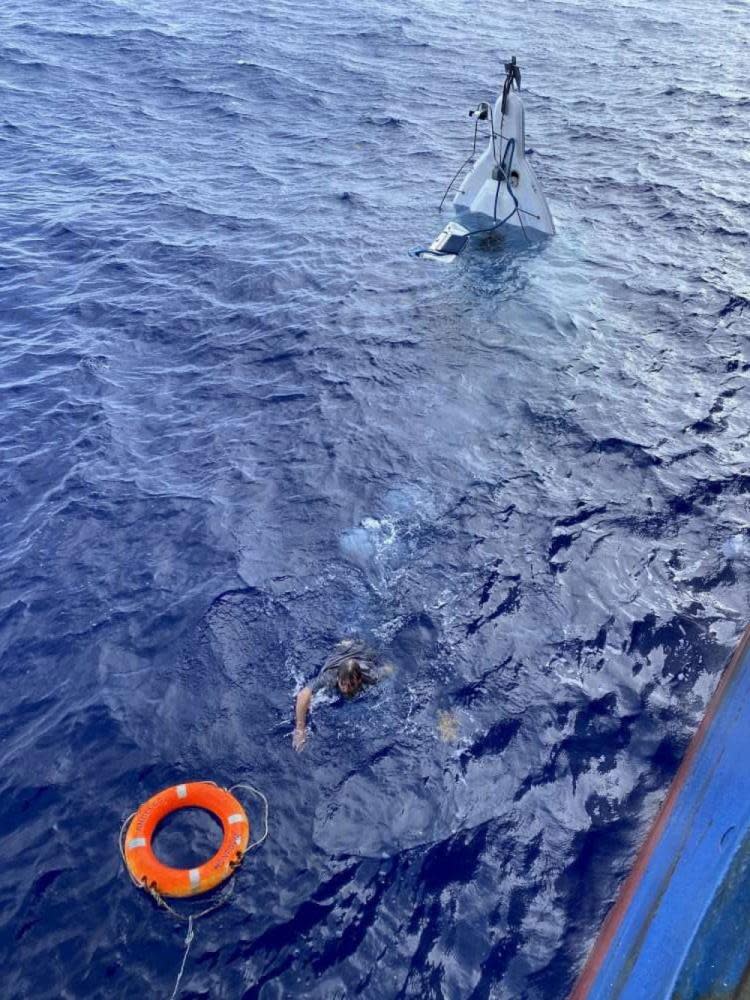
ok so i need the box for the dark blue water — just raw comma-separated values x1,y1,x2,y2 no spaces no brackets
1,0,748,996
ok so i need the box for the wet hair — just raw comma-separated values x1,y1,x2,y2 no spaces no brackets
337,658,368,696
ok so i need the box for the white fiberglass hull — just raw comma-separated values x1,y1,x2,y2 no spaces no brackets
453,90,554,237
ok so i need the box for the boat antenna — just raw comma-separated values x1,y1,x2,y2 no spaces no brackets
501,56,521,114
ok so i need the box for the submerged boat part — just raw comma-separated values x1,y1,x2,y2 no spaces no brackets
410,221,470,263
412,57,554,262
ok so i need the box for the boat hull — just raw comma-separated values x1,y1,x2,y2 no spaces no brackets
571,627,750,999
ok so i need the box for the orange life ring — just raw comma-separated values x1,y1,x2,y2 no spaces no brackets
124,782,250,898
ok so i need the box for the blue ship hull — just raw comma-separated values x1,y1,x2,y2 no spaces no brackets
572,628,750,1000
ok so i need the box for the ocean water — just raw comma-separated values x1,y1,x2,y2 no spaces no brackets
1,0,748,997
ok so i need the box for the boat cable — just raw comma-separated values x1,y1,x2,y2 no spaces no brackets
458,136,520,238
439,117,481,212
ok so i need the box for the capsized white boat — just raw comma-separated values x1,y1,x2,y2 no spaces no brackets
412,57,554,262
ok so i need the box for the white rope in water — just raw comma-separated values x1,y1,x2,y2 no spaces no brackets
168,916,194,1000
118,781,270,998
230,783,270,851
118,812,139,887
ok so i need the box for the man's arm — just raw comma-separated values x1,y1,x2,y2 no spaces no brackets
293,686,313,751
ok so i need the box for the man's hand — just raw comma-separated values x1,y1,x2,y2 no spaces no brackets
293,686,313,752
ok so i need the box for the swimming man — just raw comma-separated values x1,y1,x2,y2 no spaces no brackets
293,638,391,750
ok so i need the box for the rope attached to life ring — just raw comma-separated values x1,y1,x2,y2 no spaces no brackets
118,781,269,998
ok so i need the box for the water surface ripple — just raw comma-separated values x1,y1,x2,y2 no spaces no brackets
0,0,748,997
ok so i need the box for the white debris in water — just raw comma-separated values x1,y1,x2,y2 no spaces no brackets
722,534,750,559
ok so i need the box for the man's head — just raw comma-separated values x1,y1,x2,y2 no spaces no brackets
337,658,366,698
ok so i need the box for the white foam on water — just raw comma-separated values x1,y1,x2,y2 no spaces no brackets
722,534,750,559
